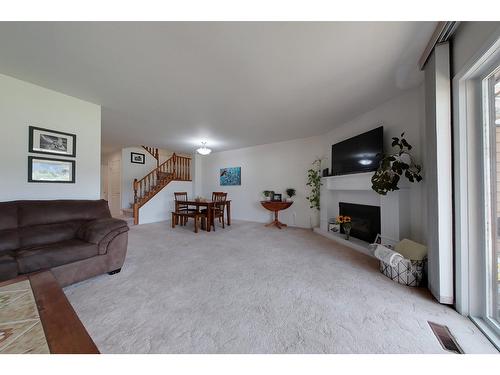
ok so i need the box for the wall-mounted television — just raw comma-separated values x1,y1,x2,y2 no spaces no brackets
331,126,383,176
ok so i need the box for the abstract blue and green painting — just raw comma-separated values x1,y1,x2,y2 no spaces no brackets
220,167,241,186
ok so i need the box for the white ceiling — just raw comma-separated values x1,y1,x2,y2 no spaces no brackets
0,22,436,154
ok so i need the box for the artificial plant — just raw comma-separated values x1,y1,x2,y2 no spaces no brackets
286,188,296,198
371,132,423,195
306,159,322,210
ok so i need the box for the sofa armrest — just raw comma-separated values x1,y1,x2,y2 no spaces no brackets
77,218,129,254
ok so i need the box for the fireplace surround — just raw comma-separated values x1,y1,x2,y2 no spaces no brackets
317,172,410,250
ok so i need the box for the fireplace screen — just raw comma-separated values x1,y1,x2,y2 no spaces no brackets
339,202,381,243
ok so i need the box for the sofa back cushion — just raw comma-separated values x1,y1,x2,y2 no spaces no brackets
18,200,111,227
0,199,112,252
0,202,20,254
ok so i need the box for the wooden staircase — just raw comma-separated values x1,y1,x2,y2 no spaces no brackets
132,153,191,225
142,146,160,168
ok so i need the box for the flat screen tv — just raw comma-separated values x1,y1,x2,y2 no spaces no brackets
331,126,383,176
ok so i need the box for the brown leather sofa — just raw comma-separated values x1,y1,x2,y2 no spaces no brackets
0,199,129,286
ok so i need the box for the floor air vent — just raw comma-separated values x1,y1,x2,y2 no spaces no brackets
428,321,464,354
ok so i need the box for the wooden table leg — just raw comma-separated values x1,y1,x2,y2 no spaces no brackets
226,201,231,226
265,210,288,229
207,204,212,232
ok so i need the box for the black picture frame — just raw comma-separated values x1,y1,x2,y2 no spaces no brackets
130,152,145,164
28,126,76,157
28,156,76,183
272,193,282,202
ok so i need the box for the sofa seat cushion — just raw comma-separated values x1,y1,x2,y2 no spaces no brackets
19,221,87,249
16,239,98,274
0,254,18,281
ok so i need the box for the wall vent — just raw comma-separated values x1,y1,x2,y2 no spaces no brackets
428,321,464,354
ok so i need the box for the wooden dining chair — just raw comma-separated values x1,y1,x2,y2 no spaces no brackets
211,191,225,201
174,192,195,226
211,192,227,230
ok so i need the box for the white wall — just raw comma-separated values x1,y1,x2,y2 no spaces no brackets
321,86,426,243
199,87,426,236
139,180,193,224
0,74,101,201
424,44,454,304
201,136,324,229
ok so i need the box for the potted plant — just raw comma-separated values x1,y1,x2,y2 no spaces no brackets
262,190,273,201
306,159,322,210
336,215,352,240
285,188,296,202
371,133,423,195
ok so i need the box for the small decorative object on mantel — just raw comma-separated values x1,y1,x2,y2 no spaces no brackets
285,188,296,202
29,126,76,157
371,133,423,195
130,152,145,164
306,158,322,210
336,215,352,240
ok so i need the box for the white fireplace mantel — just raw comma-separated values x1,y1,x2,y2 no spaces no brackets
317,172,410,247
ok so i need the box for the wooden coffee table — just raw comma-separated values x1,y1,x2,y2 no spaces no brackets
0,271,99,354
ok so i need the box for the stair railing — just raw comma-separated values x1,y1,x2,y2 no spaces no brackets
133,153,191,205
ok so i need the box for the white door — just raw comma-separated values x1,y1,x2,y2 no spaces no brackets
108,159,121,217
101,163,108,200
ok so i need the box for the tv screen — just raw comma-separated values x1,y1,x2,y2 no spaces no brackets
331,126,383,176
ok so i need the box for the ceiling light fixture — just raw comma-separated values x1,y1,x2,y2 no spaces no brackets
196,142,212,155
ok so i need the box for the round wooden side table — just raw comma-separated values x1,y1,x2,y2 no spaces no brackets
260,201,293,229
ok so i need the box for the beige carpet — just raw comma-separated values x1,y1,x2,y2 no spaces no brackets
64,221,497,353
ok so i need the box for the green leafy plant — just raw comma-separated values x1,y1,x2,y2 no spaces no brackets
306,159,322,210
371,133,423,195
262,190,275,199
286,188,296,198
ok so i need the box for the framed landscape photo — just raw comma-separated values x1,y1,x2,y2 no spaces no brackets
28,156,75,183
130,152,145,164
220,167,241,186
29,126,76,157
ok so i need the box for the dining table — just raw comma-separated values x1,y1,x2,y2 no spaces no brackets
174,199,231,232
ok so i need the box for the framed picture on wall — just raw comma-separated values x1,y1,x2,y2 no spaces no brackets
130,152,145,164
220,167,241,186
272,193,282,202
28,156,75,183
29,126,76,157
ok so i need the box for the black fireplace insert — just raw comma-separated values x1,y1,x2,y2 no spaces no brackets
339,202,381,243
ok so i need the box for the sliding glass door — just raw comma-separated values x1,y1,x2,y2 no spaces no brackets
454,35,500,349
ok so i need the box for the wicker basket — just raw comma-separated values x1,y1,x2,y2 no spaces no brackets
379,258,426,287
